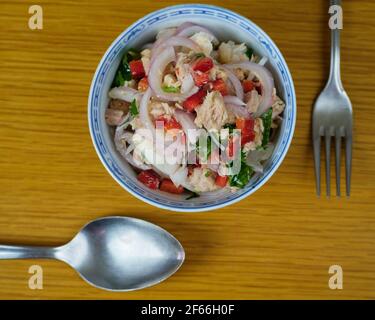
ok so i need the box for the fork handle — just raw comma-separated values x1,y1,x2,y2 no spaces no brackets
328,0,343,89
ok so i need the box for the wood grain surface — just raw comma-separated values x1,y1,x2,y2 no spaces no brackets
0,0,375,300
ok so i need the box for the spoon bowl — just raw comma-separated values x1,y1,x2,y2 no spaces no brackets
0,217,185,291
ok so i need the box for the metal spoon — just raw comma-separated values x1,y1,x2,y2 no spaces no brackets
0,216,185,291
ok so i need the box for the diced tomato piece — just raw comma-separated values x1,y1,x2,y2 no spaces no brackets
242,135,253,146
193,71,209,87
160,179,184,194
138,77,148,91
155,116,182,130
242,80,255,93
228,137,234,157
215,174,228,187
182,88,207,112
129,60,145,79
235,118,247,130
236,118,255,145
226,135,241,157
164,117,182,130
226,136,237,157
211,79,228,96
192,57,213,73
137,170,160,189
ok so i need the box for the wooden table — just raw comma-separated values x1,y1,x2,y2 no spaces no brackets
0,0,374,300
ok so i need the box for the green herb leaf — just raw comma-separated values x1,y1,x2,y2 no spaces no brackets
196,136,212,160
261,108,273,147
223,123,236,134
113,70,126,87
129,99,139,116
112,49,141,87
228,150,254,188
119,54,132,81
185,191,200,200
205,170,211,177
112,61,131,87
229,163,253,188
162,86,180,93
194,52,206,59
245,46,254,60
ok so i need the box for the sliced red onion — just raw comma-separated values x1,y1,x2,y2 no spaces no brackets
225,62,274,117
175,22,195,34
180,72,195,94
122,131,134,145
170,166,189,188
152,37,165,51
206,150,220,172
114,128,151,170
153,28,178,50
225,104,251,119
176,25,219,45
109,86,138,102
151,36,201,64
223,95,246,106
114,128,128,157
220,66,244,101
148,47,197,101
152,27,178,56
156,27,177,41
246,158,263,173
125,143,135,154
246,143,275,173
151,167,169,180
170,165,195,191
174,109,200,144
139,87,155,135
206,163,219,172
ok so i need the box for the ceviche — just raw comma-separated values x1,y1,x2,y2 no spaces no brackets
105,22,285,197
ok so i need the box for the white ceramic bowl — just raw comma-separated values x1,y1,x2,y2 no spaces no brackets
88,4,296,212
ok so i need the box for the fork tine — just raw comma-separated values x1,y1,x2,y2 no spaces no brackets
335,135,341,196
345,135,352,196
325,134,331,197
313,134,321,196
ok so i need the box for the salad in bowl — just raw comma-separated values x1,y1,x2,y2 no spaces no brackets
105,22,285,197
89,4,295,211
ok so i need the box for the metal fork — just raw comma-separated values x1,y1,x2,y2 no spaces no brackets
313,0,353,196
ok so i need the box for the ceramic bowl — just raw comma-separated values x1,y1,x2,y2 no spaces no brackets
88,4,296,212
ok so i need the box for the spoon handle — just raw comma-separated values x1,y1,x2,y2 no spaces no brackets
0,245,56,259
